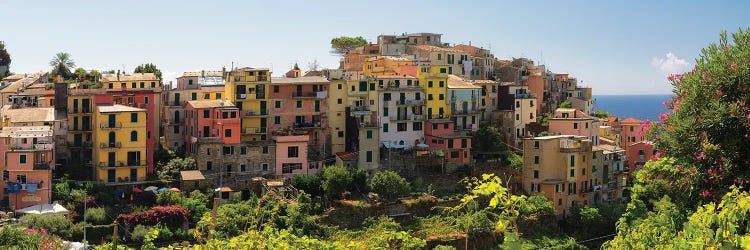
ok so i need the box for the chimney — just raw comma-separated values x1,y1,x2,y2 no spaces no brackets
54,74,68,117
201,70,205,78
117,70,121,81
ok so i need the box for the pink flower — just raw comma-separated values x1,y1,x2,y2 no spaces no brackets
659,113,670,121
716,90,724,96
700,190,711,197
673,100,681,111
674,73,683,79
663,100,672,107
732,63,738,69
653,152,662,159
697,152,707,160
747,113,750,119
667,74,675,81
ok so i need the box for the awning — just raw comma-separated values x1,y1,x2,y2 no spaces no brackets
383,141,406,149
15,203,69,215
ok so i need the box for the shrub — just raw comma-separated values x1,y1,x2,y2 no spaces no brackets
20,214,82,240
181,197,208,225
370,170,410,200
189,190,209,204
117,205,189,229
84,207,110,225
321,165,353,199
130,224,150,241
351,168,368,193
0,226,63,249
157,190,183,205
293,174,323,197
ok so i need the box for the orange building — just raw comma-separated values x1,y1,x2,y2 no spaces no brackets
424,119,471,164
184,100,241,154
0,126,55,210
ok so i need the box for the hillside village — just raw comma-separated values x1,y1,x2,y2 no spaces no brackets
0,32,655,248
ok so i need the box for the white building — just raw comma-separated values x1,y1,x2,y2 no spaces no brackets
376,75,425,149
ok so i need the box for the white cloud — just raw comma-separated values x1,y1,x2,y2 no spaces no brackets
651,52,690,75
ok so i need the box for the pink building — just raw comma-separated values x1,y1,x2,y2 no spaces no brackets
0,126,55,210
425,119,471,164
270,67,330,168
526,75,545,114
548,108,600,145
273,135,312,178
626,141,654,173
184,100,241,154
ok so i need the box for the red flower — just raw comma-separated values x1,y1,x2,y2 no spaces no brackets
732,63,738,69
716,90,724,96
697,152,707,160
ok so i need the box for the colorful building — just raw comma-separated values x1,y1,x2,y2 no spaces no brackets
592,144,626,204
447,75,481,131
224,67,271,142
100,72,161,90
454,44,495,80
496,83,536,147
92,104,147,184
269,66,331,167
417,65,450,120
0,126,55,210
163,71,225,152
424,119,471,164
626,141,655,174
376,75,425,150
363,55,420,77
523,135,593,217
274,135,312,178
548,108,600,146
409,45,472,79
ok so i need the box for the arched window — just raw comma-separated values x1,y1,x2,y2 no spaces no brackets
130,131,138,142
174,110,180,123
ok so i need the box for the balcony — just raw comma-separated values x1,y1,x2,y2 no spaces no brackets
292,92,318,98
167,100,187,107
33,162,51,170
68,107,93,114
69,126,93,132
243,110,268,117
514,93,535,99
98,161,125,168
389,114,425,122
197,137,221,143
381,85,423,91
396,99,426,106
453,109,481,116
294,122,323,129
166,118,183,125
99,122,123,129
236,94,247,100
99,142,122,149
242,127,267,135
232,75,268,82
68,142,92,148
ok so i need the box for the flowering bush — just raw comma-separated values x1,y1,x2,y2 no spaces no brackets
0,226,62,250
648,28,750,205
116,205,189,229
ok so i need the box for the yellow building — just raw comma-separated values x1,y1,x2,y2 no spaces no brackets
417,65,449,119
328,79,348,153
224,67,270,141
92,104,147,184
67,91,96,165
362,55,418,77
523,135,593,217
100,73,161,90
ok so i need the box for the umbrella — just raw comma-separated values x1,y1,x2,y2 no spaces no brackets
169,188,181,192
144,186,158,192
157,187,170,193
132,187,143,193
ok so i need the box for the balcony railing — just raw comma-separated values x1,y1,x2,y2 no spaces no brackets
242,127,267,135
33,162,51,170
292,92,318,98
389,114,425,122
243,110,268,117
295,122,323,129
396,100,426,106
69,126,93,131
68,142,92,148
100,122,123,129
68,107,93,114
98,161,125,168
168,100,186,107
166,118,183,125
453,109,481,116
99,142,122,149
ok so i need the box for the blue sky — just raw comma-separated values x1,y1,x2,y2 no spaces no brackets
1,0,748,94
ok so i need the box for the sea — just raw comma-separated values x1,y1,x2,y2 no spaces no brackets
593,95,673,122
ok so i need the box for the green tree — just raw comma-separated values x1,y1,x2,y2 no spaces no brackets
74,67,87,81
330,36,367,55
133,63,162,83
49,52,76,79
559,101,572,108
369,170,410,200
471,126,505,153
293,174,322,197
351,168,369,193
84,207,109,225
321,165,352,199
157,190,183,205
20,214,82,240
156,157,197,181
507,152,523,169
593,110,610,118
0,41,10,77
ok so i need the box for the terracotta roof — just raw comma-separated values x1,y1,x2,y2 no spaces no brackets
620,117,642,124
375,75,416,79
180,170,206,181
271,76,329,84
181,71,224,77
187,100,236,109
97,104,146,113
1,106,55,122
0,76,42,93
335,152,358,161
607,117,618,123
447,75,481,89
101,73,159,82
235,67,270,71
471,80,496,84
414,45,464,53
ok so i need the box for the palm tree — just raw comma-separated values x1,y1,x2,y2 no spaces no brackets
49,52,75,79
